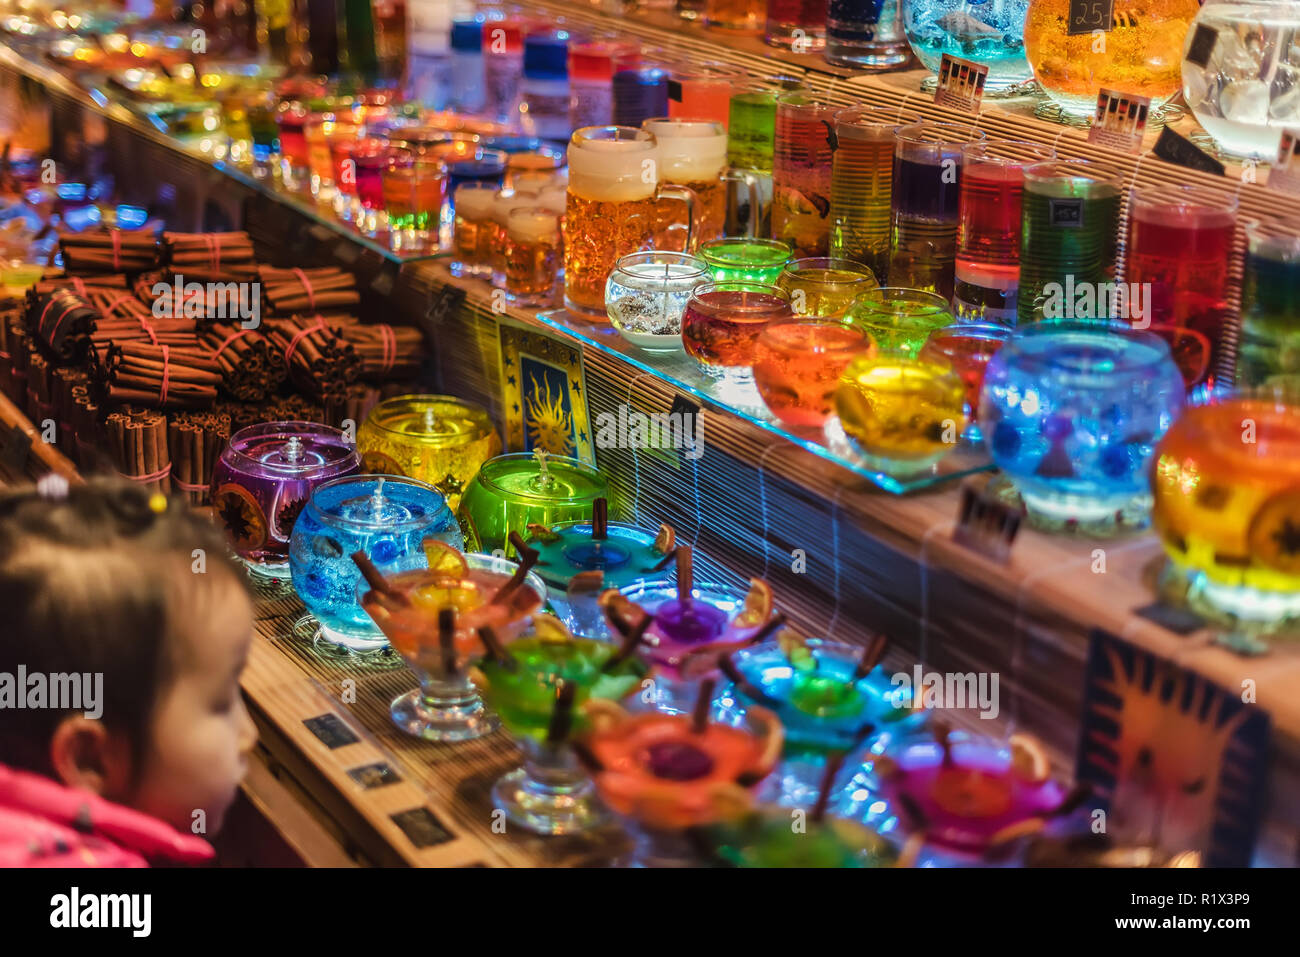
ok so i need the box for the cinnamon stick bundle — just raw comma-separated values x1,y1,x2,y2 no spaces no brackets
26,289,100,362
257,265,360,315
59,229,162,275
198,322,286,401
105,407,171,495
164,231,258,283
167,410,230,505
333,319,427,380
262,315,361,401
98,341,221,410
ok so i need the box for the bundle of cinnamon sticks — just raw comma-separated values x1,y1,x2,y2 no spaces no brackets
26,289,99,362
262,315,361,402
197,322,286,401
167,411,230,505
86,287,197,350
105,408,171,495
59,229,162,275
258,265,360,315
98,341,221,410
164,231,258,283
333,319,427,380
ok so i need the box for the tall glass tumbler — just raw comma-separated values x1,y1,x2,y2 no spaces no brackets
954,140,1057,325
668,62,745,128
1017,162,1122,324
570,41,641,131
613,63,671,128
773,93,837,258
765,0,828,50
383,155,442,251
644,118,760,250
827,0,910,68
563,126,697,317
1237,222,1300,390
1125,185,1238,380
889,122,986,300
727,80,802,236
829,107,923,283
452,182,498,278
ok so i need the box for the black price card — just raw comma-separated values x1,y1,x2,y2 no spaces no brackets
1153,127,1226,176
424,284,467,332
951,483,1022,564
666,79,683,103
1067,0,1114,35
1184,23,1219,69
0,426,32,475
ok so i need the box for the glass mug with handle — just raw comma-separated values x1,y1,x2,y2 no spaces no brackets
642,118,763,253
563,125,697,318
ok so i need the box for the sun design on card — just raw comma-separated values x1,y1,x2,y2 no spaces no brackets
525,371,574,456
1083,647,1248,861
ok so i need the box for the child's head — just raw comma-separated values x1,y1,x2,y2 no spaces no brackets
0,478,256,836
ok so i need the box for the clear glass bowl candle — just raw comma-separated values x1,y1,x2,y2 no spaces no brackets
289,475,463,654
902,0,1034,92
1152,391,1300,624
211,422,361,580
357,395,502,512
776,257,879,320
980,321,1186,529
458,452,609,556
843,287,956,357
698,237,793,283
834,353,967,477
753,318,875,428
605,251,710,352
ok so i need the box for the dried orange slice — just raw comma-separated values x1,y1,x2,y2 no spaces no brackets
653,523,676,555
733,578,774,628
526,522,560,543
1009,733,1051,785
532,613,574,644
567,570,605,598
423,538,469,581
1247,486,1300,575
213,483,266,552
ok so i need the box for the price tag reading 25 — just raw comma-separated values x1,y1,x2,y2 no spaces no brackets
1067,0,1114,34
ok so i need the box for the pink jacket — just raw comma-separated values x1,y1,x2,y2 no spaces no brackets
0,763,216,867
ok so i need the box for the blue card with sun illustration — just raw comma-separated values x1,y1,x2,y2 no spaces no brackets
1077,630,1271,867
497,319,595,464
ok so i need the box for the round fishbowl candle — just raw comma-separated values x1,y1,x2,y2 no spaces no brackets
606,251,710,352
211,421,361,579
902,0,1033,92
458,451,609,556
357,395,502,512
289,475,463,653
834,353,967,477
1152,393,1300,625
980,321,1185,529
698,237,793,283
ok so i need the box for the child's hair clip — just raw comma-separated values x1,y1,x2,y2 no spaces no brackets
36,474,70,501
148,492,168,514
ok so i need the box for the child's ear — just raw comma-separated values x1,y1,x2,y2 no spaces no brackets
48,716,133,796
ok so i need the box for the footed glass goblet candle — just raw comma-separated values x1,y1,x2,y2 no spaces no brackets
605,547,787,708
874,727,1068,861
289,475,463,655
833,353,967,478
720,634,928,807
1152,391,1300,626
357,395,502,511
979,321,1185,531
355,542,546,741
524,497,677,636
576,682,784,866
470,614,647,834
457,451,608,557
212,422,361,581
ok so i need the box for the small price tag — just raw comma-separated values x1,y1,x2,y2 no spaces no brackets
389,807,455,848
1067,0,1113,35
1153,127,1226,176
934,55,988,114
0,427,32,475
666,79,683,103
1268,129,1300,196
302,713,359,750
1184,23,1219,69
951,483,1022,564
1087,88,1151,153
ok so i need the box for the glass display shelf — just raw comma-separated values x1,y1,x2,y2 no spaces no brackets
531,304,993,494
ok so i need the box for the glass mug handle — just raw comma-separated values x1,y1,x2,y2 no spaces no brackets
654,183,698,253
722,167,763,238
